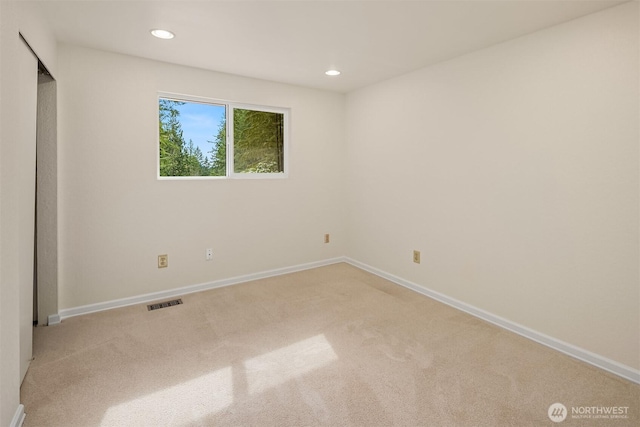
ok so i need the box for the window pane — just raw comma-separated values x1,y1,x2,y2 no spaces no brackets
233,108,285,174
158,98,226,177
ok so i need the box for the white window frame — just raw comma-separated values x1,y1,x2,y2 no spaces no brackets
157,92,290,180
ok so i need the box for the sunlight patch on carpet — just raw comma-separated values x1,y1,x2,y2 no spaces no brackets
244,334,338,395
99,366,233,426
99,335,337,425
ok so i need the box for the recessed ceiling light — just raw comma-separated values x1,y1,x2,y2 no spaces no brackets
150,29,175,40
325,69,341,76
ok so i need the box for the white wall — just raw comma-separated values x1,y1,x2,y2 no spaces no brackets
0,4,13,423
346,2,639,370
57,45,346,309
0,2,57,425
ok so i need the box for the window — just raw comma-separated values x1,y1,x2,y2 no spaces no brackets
158,93,289,178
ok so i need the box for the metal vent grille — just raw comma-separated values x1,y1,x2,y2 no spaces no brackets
147,299,183,311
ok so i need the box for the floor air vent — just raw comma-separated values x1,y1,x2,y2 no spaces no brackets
147,299,183,311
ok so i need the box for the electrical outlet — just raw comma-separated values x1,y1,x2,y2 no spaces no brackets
324,234,330,244
158,254,168,268
206,248,213,261
413,250,421,264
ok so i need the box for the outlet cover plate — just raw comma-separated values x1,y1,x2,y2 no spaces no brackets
158,254,168,268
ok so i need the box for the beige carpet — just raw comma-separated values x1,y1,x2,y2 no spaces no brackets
21,263,639,426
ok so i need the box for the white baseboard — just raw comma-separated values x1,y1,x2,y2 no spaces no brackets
10,405,25,427
345,257,640,385
47,314,60,326
54,255,639,384
58,257,347,320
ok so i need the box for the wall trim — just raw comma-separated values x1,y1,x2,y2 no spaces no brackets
47,314,60,326
344,257,640,385
58,257,347,320
10,405,25,427
55,255,638,384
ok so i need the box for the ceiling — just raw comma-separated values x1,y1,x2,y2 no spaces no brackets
32,0,626,93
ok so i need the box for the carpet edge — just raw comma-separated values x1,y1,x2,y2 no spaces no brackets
344,257,640,385
57,257,348,321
